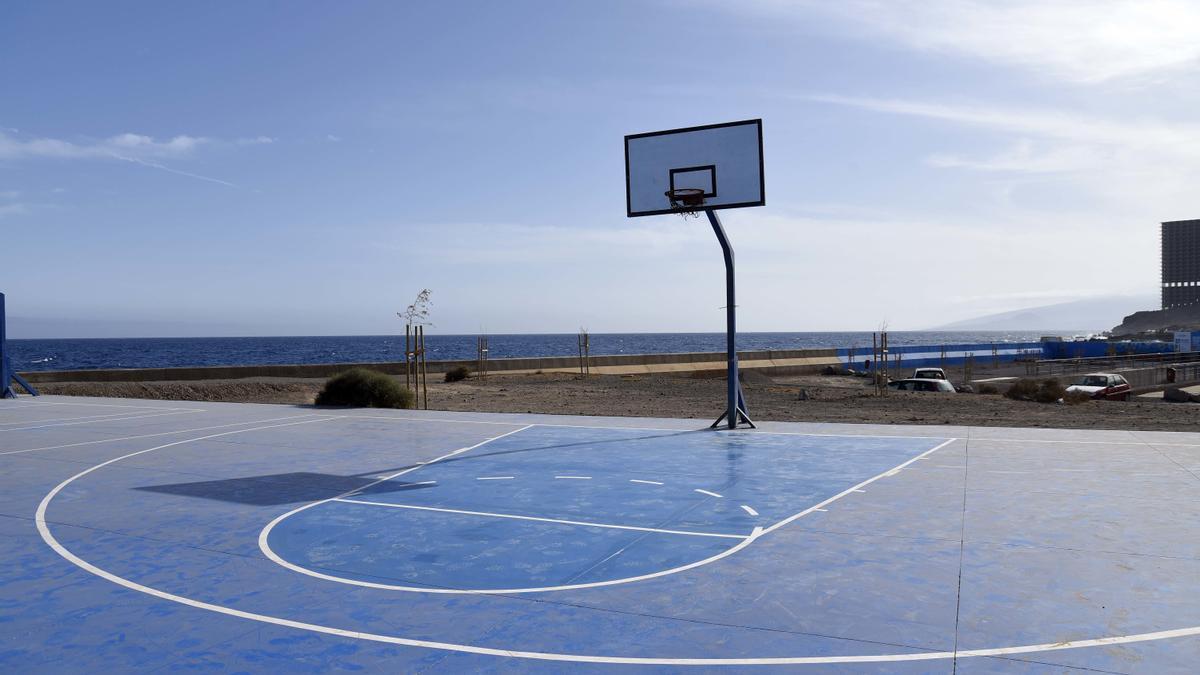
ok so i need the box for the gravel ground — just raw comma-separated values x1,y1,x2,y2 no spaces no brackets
33,371,1200,432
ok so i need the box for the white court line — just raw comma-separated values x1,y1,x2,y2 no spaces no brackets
630,479,664,486
760,437,958,537
694,489,723,498
813,508,828,512
7,399,201,411
477,476,514,481
343,412,1200,447
0,409,203,432
555,475,591,480
0,414,328,456
341,413,953,440
35,430,1200,664
335,499,746,540
0,407,200,427
740,505,758,516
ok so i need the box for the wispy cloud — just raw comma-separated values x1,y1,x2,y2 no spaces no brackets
0,202,27,219
235,136,275,145
0,131,208,160
0,130,272,188
729,0,1200,83
804,92,1200,192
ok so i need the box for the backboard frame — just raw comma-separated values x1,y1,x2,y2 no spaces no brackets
624,119,764,218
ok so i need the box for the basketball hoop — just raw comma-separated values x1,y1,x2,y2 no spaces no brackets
665,188,706,218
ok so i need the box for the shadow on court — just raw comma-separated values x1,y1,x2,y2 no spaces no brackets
134,429,702,506
134,472,436,506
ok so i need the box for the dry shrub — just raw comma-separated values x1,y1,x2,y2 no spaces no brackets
1034,379,1066,403
1004,379,1040,401
315,369,413,408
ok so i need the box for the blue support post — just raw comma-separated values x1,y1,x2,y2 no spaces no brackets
1,292,39,398
705,210,754,430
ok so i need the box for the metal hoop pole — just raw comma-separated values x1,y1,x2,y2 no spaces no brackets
705,210,754,429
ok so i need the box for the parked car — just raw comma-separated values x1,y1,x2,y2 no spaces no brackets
888,378,956,393
1065,373,1131,401
912,368,949,380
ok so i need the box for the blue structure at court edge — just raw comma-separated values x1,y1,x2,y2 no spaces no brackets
0,292,39,398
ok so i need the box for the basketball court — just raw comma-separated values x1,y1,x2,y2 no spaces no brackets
1,395,1198,672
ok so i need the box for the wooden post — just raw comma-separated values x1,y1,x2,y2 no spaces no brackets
404,324,412,392
578,329,590,376
419,325,428,410
873,331,883,393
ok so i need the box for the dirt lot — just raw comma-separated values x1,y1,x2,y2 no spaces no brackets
34,370,1200,432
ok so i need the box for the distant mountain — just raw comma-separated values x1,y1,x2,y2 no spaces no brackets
929,295,1157,332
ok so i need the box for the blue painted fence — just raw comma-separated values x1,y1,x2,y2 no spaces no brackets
834,340,1175,371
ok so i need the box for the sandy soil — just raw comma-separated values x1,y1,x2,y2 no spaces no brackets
34,371,1200,432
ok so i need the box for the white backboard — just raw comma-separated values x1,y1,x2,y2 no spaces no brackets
625,119,764,217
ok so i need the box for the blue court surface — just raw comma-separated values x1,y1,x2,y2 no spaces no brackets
2,396,1199,673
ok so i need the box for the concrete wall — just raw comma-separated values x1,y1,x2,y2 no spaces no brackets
19,348,843,384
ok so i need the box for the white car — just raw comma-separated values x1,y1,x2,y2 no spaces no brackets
1065,373,1131,401
888,378,956,393
912,368,948,380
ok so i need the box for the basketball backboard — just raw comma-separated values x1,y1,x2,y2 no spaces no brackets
624,119,764,217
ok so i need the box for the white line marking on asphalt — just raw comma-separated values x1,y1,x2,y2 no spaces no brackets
0,409,203,432
555,475,591,480
740,505,759,516
335,499,746,540
761,437,958,537
0,414,329,456
630,479,663,485
11,400,195,411
0,403,200,425
477,476,514,481
694,489,723,498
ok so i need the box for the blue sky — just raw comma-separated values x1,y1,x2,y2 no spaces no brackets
3,1,1198,337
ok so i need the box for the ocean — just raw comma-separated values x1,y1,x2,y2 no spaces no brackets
6,331,1068,372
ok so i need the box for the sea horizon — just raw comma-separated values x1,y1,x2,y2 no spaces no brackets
7,330,1101,373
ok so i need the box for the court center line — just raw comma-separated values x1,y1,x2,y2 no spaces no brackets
0,409,204,432
334,498,747,540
